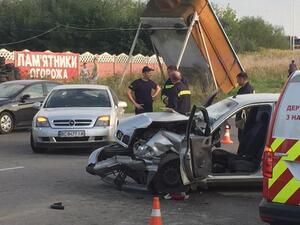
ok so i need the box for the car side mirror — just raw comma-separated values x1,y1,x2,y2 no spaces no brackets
117,101,127,108
20,94,30,102
32,102,42,109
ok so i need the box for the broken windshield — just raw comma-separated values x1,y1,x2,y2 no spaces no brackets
206,98,238,124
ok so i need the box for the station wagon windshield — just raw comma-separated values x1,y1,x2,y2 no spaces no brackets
206,98,238,124
0,83,25,98
44,89,111,108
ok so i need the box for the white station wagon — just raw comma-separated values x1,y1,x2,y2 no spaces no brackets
31,84,127,153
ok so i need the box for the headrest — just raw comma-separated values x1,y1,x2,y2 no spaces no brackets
259,112,270,123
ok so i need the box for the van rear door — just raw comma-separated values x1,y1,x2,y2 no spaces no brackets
263,73,300,205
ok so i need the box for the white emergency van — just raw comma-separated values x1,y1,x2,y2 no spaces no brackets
260,71,300,225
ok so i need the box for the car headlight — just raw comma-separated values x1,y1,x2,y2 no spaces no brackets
36,116,50,127
95,116,110,127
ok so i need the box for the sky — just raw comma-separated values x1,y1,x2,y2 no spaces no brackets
211,0,300,36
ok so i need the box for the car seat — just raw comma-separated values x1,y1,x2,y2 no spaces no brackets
212,111,270,173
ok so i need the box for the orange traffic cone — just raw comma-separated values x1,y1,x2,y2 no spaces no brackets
149,197,163,225
221,125,234,144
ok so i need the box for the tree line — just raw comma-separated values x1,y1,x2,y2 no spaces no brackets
0,0,289,54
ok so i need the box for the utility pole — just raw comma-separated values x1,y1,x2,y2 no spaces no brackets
291,0,295,50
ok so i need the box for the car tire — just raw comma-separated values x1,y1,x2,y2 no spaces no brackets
30,132,46,153
0,111,14,134
150,159,188,194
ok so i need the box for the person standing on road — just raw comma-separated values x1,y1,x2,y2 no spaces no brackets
161,65,188,108
288,60,298,77
127,66,161,115
236,72,255,142
168,70,191,115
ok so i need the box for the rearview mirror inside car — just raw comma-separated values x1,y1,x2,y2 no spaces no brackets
117,101,127,108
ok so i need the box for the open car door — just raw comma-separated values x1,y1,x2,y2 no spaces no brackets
180,105,212,185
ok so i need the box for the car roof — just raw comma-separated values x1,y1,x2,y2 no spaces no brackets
208,93,279,132
2,80,59,85
290,70,300,81
229,93,279,105
52,84,109,91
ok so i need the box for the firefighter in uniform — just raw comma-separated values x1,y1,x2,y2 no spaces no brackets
168,70,191,115
161,65,188,108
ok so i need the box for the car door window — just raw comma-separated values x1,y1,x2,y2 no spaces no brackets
22,84,44,99
45,83,59,94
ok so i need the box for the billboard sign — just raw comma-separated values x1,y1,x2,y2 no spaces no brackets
15,51,79,80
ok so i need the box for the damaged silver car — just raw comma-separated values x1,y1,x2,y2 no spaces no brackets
86,94,279,193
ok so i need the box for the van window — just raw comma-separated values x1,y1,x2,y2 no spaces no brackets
273,82,300,139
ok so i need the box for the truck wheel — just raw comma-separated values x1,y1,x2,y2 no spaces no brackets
0,112,14,134
30,132,46,153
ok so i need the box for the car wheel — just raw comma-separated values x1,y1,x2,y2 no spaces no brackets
30,132,46,153
150,159,188,194
0,112,14,134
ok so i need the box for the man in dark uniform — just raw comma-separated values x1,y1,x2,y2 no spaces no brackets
161,65,188,108
127,66,161,115
236,72,255,142
168,71,191,115
236,72,254,95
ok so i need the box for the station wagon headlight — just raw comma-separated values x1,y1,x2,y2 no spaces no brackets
95,116,110,127
36,116,50,127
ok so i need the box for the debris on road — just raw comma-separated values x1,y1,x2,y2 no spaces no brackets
164,192,189,201
50,202,65,210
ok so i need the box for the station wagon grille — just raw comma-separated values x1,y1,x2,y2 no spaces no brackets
53,119,92,127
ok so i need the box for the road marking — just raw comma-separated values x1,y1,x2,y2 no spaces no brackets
0,166,24,172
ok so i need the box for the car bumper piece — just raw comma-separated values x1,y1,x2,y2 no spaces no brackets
259,198,300,225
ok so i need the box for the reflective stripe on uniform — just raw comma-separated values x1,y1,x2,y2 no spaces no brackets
165,84,174,89
178,90,191,96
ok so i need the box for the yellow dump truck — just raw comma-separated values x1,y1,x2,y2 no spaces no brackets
123,0,244,95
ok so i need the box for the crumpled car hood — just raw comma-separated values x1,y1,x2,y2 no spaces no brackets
115,112,188,147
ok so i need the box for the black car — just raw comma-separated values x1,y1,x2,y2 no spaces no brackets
0,80,61,134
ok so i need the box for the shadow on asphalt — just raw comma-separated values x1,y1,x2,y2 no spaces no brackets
42,148,95,156
205,185,262,193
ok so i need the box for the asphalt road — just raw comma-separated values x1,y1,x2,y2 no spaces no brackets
0,130,266,225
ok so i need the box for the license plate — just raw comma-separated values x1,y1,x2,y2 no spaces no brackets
58,130,85,137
